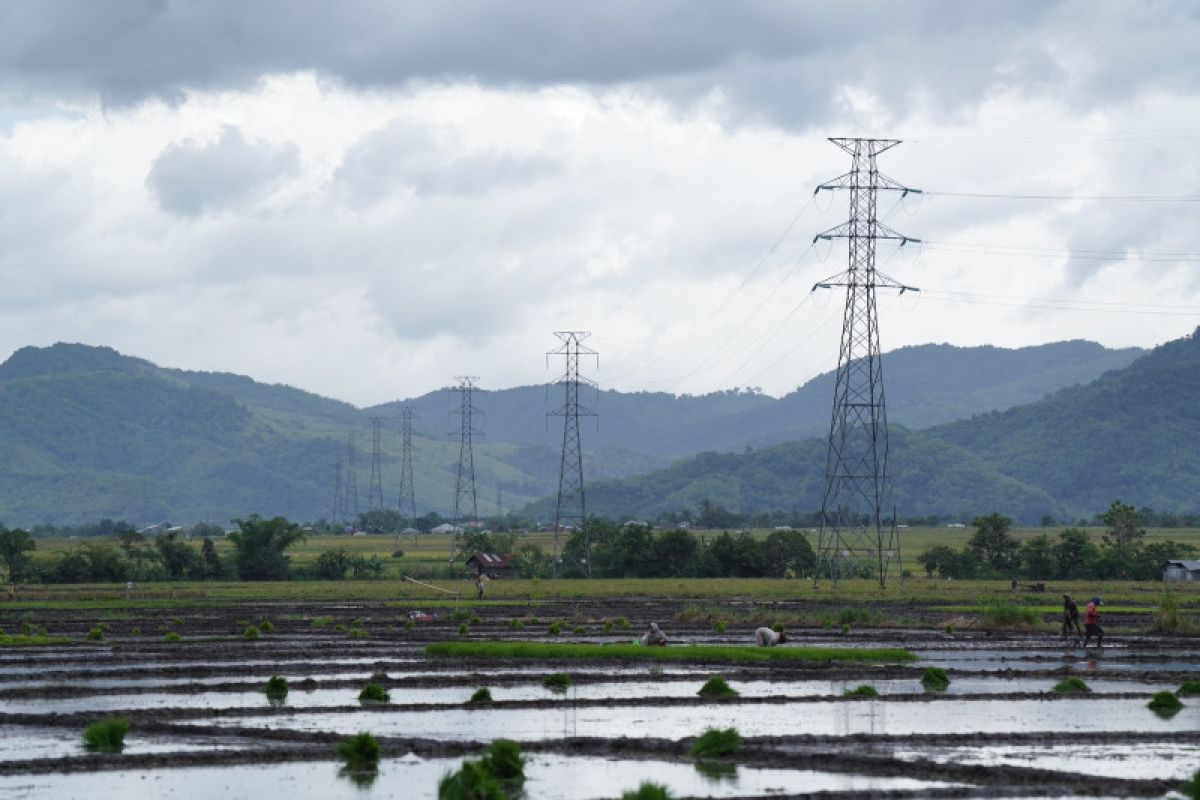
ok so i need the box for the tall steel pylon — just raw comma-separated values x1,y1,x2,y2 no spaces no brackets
367,417,385,514
810,137,920,587
548,332,598,577
344,431,360,528
397,405,418,546
449,376,480,562
331,460,344,525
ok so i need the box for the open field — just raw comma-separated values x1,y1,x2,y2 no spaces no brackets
3,578,1200,798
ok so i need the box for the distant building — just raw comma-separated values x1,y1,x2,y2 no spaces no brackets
431,523,463,535
400,527,420,536
465,552,516,578
1163,560,1200,582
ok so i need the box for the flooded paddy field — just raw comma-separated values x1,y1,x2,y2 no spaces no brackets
2,593,1199,798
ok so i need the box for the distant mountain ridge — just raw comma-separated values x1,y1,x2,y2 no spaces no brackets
0,337,1148,525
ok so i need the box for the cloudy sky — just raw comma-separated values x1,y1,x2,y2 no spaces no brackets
1,1,1198,406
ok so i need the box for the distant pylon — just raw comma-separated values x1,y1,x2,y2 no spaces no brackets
331,460,344,525
811,137,920,587
344,430,360,527
397,405,418,546
368,416,385,514
548,332,598,577
450,376,481,561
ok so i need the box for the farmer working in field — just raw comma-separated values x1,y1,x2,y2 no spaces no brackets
639,622,668,646
1082,596,1104,648
754,626,788,647
1061,593,1082,639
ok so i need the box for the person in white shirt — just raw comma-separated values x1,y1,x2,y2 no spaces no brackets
755,627,788,646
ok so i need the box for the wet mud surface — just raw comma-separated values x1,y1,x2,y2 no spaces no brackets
2,596,1199,797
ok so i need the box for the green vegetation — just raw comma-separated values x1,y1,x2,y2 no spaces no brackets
1149,691,1184,714
0,634,69,646
358,683,390,702
1187,767,1200,800
548,621,562,635
258,620,274,633
86,626,104,641
1177,680,1200,697
844,685,880,698
921,667,951,691
264,675,288,700
438,739,526,799
426,641,916,664
689,727,741,759
712,620,727,633
622,784,672,800
480,739,525,783
335,732,380,769
82,717,129,752
572,625,587,634
242,625,260,640
1052,677,1091,694
697,675,738,698
468,687,493,704
542,672,572,693
311,616,333,627
163,631,181,643
979,598,1042,628
458,623,469,635
1152,589,1197,634
509,618,525,630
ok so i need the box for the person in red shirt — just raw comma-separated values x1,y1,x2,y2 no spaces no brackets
1083,596,1103,648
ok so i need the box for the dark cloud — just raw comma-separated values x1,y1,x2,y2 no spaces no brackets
146,126,298,215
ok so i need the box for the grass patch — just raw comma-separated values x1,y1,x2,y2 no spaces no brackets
548,621,563,635
542,672,572,693
480,739,525,783
921,667,951,691
82,717,129,752
1177,680,1200,697
468,687,493,704
713,620,727,633
242,625,260,640
1149,691,1184,714
439,739,526,799
425,641,916,664
979,598,1042,628
1052,677,1091,694
0,634,70,647
1151,589,1198,634
623,784,672,800
573,625,587,635
311,616,333,628
163,632,181,643
86,627,104,642
457,623,469,635
258,620,274,634
689,727,740,759
358,683,390,702
336,732,380,769
844,685,880,697
265,675,289,700
510,618,525,630
697,675,739,698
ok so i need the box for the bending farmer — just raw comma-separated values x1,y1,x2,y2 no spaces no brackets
1083,596,1104,648
639,622,668,646
755,627,788,647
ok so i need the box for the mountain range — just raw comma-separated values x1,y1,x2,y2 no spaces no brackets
0,335,1160,526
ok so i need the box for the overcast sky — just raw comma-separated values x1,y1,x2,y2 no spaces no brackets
1,1,1198,406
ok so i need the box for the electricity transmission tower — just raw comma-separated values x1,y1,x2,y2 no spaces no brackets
397,406,418,546
367,417,386,515
449,376,480,561
810,137,920,587
344,430,360,529
548,332,598,576
331,460,344,525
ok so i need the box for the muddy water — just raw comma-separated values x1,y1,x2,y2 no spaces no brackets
0,725,250,762
191,697,1200,740
0,753,960,799
889,742,1200,781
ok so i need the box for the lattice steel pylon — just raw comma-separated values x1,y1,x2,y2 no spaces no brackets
548,332,598,577
396,405,418,546
810,137,920,587
449,376,481,562
344,431,360,528
331,460,344,525
367,417,385,515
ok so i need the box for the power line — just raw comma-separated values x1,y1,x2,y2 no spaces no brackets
925,190,1200,202
920,289,1200,316
922,241,1200,263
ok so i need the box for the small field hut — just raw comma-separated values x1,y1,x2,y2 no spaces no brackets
1162,559,1200,581
466,552,516,579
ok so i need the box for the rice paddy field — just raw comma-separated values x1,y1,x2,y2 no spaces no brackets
2,576,1200,798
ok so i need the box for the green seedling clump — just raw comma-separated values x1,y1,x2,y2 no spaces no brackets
20,622,34,636
622,783,673,800
335,623,348,633
458,623,470,635
403,619,416,630
311,616,333,628
265,675,289,700
242,625,260,640
358,683,390,702
979,599,1041,628
1187,767,1200,800
348,627,367,639
131,627,141,636
468,687,493,704
921,667,951,691
426,641,915,664
603,620,614,633
438,760,504,800
844,685,880,698
510,618,525,630
697,675,739,698
548,621,563,635
542,672,572,693
86,627,104,642
1053,677,1092,694
572,626,587,635
713,620,727,633
689,727,741,759
82,717,129,753
259,620,274,634
163,632,181,643
1149,691,1184,714
470,616,482,625
480,739,525,783
336,732,380,769
1177,680,1200,697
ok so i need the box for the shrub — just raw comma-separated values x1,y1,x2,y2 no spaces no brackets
82,717,129,752
242,625,260,640
391,549,405,558
86,627,104,642
510,618,525,630
358,683,390,702
1053,677,1091,694
542,672,572,693
265,675,289,700
259,620,274,634
1149,691,1184,714
163,632,181,643
480,739,525,783
468,687,493,704
697,675,739,698
622,784,672,800
1177,680,1200,697
844,685,880,698
336,732,380,769
548,622,563,635
921,667,951,691
689,727,740,759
